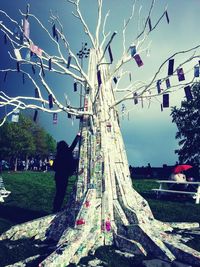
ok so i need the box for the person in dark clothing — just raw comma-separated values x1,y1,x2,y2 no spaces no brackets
52,133,80,212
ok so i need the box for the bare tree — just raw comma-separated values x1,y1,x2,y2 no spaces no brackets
0,1,200,266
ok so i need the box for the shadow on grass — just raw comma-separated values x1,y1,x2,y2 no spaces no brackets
0,238,55,267
141,191,195,203
0,205,48,225
68,245,147,267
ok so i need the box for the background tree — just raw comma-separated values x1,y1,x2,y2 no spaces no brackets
0,114,56,170
171,82,200,173
0,1,200,266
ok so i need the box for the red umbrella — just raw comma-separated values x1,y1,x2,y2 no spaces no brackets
173,164,193,174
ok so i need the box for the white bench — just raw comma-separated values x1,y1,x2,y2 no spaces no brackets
152,180,200,204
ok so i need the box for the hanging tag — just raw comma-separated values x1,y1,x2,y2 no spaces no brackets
165,78,171,89
16,62,20,72
148,18,152,31
130,45,136,57
53,113,58,124
184,86,193,101
19,33,24,45
14,49,22,61
113,77,117,84
4,34,7,44
97,70,102,87
40,59,45,77
11,109,20,122
156,80,161,94
48,58,52,70
23,18,30,39
165,11,170,24
168,59,174,76
73,82,77,92
52,24,57,38
133,54,143,67
48,94,53,109
33,110,38,122
35,88,39,98
194,66,199,77
161,104,163,112
177,68,185,81
129,72,132,82
11,114,19,122
26,4,30,19
68,113,71,118
67,55,72,68
31,65,36,75
133,92,138,104
108,45,113,63
163,94,169,108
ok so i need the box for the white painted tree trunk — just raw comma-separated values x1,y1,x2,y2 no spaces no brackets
1,49,200,267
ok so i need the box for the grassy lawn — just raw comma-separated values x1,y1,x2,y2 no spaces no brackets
0,172,200,266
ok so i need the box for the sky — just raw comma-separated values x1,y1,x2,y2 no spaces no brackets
0,0,199,167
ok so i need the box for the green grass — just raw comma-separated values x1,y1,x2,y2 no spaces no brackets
0,173,200,266
132,179,200,223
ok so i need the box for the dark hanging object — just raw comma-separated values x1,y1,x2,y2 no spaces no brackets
33,110,38,122
40,59,45,77
177,68,185,81
4,34,7,44
194,66,199,77
35,88,39,98
3,72,8,82
17,62,20,72
163,94,169,108
53,113,58,124
20,33,24,45
168,59,174,76
165,11,170,24
130,45,136,57
31,65,36,75
97,70,102,87
129,73,132,82
22,73,25,84
26,4,30,19
113,77,117,84
148,18,152,31
68,113,71,118
184,86,193,101
156,80,161,94
133,92,138,104
108,45,113,63
52,24,57,38
133,54,143,67
67,55,72,68
49,58,52,70
74,82,77,92
48,94,53,109
165,78,171,89
161,104,163,112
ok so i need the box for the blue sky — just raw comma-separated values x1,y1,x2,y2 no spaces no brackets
0,0,199,167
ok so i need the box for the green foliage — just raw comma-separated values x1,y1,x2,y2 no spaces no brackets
171,83,200,167
0,114,56,160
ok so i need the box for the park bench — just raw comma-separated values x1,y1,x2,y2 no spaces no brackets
152,180,200,204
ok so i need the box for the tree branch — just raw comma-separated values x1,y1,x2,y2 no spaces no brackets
67,0,96,48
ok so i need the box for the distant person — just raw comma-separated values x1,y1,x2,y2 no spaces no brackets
170,172,187,191
170,173,186,182
52,133,81,212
